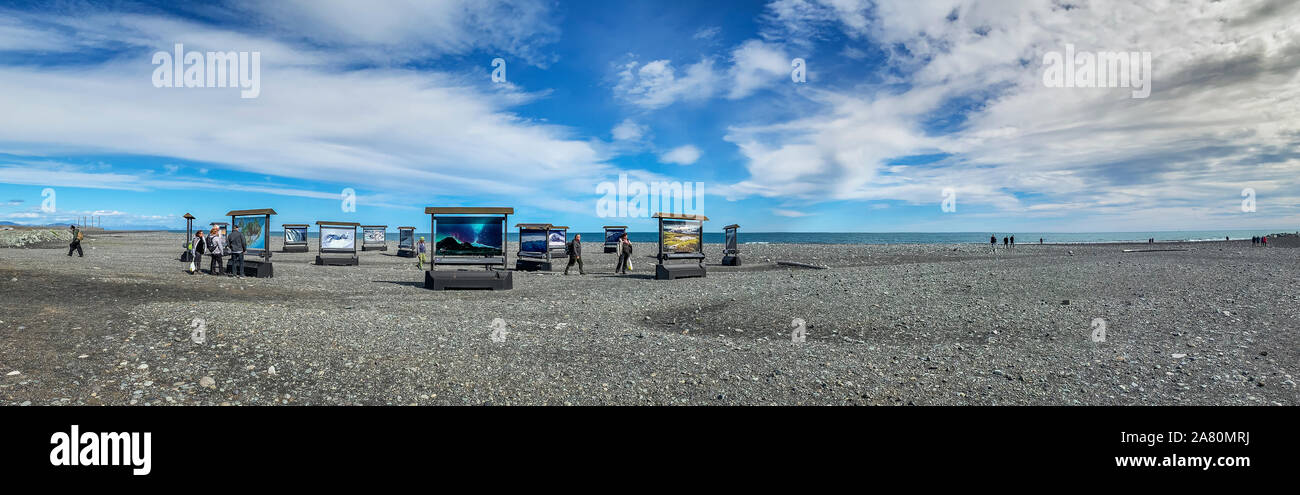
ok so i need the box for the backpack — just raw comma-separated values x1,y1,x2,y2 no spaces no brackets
75,231,84,241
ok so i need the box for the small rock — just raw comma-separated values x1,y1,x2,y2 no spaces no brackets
6,371,19,376
199,376,215,388
1171,353,1186,359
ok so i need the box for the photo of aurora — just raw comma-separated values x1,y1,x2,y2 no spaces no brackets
435,216,504,256
364,228,385,243
285,227,307,244
233,215,265,251
520,230,547,254
605,229,624,243
661,219,701,253
548,230,566,247
398,230,413,249
321,227,355,250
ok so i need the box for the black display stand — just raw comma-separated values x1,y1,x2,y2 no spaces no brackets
424,207,514,290
226,209,277,278
396,226,417,258
425,269,513,290
603,225,626,253
721,224,741,266
282,224,310,253
316,221,361,266
653,212,708,280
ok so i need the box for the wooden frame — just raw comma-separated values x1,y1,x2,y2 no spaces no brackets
361,224,388,251
226,208,277,259
316,221,360,255
603,225,627,253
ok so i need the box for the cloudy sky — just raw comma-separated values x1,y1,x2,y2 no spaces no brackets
0,0,1296,232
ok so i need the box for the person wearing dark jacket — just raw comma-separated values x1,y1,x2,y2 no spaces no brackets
615,233,633,274
564,234,585,275
227,224,246,278
228,224,245,278
67,225,84,257
191,230,206,274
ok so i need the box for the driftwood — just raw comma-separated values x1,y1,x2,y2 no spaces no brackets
776,260,828,270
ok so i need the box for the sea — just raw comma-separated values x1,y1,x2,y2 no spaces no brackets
165,229,1289,245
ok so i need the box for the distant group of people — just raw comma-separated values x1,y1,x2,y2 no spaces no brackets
1252,235,1269,247
189,224,246,277
990,234,1016,251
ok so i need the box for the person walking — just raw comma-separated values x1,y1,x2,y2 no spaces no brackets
564,233,585,275
990,235,997,252
1003,236,1009,248
1010,235,1015,248
190,230,206,274
616,233,633,274
206,226,226,275
67,225,84,257
416,237,427,270
1262,235,1268,247
227,224,246,278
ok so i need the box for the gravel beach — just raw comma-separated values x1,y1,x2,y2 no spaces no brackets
1,231,1296,406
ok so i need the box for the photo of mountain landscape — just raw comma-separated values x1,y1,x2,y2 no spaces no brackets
435,216,503,256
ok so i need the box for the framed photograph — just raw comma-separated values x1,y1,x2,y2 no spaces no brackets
232,215,267,251
520,229,548,254
398,229,414,249
363,227,385,244
435,216,504,257
661,219,702,254
285,226,308,244
321,226,356,250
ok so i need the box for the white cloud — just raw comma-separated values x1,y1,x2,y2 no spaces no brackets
0,7,615,215
614,58,721,109
772,208,810,217
659,145,702,165
727,39,792,99
611,119,648,142
716,0,1300,230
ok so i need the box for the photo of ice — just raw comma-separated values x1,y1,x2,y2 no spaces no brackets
364,228,385,243
434,216,504,256
605,229,624,243
233,215,266,251
520,230,547,253
398,230,413,248
661,219,701,253
548,230,566,247
320,226,355,250
285,227,307,244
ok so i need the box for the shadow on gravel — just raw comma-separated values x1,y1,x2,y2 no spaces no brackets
374,280,425,288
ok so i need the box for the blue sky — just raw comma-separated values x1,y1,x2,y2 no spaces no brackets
0,0,1297,232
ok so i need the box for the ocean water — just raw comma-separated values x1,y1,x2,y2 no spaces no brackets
166,229,1289,245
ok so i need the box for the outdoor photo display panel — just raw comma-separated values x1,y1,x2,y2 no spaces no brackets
398,229,414,249
363,227,385,243
548,229,566,248
725,229,737,252
605,228,625,244
285,226,307,244
435,216,504,257
520,229,547,254
321,226,356,250
661,219,702,254
232,215,267,251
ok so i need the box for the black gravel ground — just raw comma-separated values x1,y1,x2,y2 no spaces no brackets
1,232,1296,406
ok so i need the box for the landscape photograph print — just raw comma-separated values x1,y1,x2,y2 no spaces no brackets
435,216,504,256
